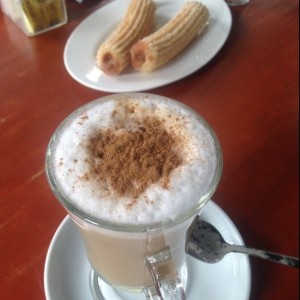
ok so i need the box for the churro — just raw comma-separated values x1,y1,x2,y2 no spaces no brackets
96,0,156,75
130,1,209,72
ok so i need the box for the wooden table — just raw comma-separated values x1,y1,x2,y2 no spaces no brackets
0,0,298,299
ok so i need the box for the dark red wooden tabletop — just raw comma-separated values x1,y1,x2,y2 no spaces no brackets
0,0,298,299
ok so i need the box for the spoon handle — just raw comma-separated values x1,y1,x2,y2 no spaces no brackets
228,244,299,268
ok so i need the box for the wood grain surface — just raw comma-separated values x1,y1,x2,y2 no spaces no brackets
0,0,298,299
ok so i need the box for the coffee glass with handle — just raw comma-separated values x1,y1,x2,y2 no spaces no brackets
45,93,223,299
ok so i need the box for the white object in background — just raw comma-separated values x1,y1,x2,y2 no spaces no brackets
225,0,249,5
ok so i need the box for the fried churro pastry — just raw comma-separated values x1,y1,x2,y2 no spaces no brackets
96,0,156,75
130,1,209,72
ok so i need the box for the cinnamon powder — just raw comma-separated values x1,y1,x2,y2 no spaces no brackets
88,115,182,199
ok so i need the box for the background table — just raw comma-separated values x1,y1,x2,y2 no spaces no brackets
0,0,298,299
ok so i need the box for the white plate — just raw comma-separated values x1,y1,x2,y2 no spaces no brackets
44,201,251,300
64,0,232,92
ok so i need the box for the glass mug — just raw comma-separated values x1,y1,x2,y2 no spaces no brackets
45,93,223,299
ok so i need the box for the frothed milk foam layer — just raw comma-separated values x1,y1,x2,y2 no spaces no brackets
50,94,219,226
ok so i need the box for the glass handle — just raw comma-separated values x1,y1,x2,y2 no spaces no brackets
143,285,162,300
144,247,186,300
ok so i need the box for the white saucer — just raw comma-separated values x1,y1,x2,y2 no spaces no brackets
63,0,232,92
44,201,251,300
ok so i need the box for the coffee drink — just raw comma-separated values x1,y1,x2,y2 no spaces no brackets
46,93,222,291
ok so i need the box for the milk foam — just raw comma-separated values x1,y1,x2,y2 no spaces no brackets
50,94,220,225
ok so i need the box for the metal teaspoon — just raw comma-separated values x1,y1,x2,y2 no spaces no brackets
186,215,299,268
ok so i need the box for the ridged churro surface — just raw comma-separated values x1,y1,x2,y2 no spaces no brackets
130,1,209,72
96,0,156,75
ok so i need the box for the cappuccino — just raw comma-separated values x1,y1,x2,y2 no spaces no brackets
46,93,222,290
48,93,220,226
